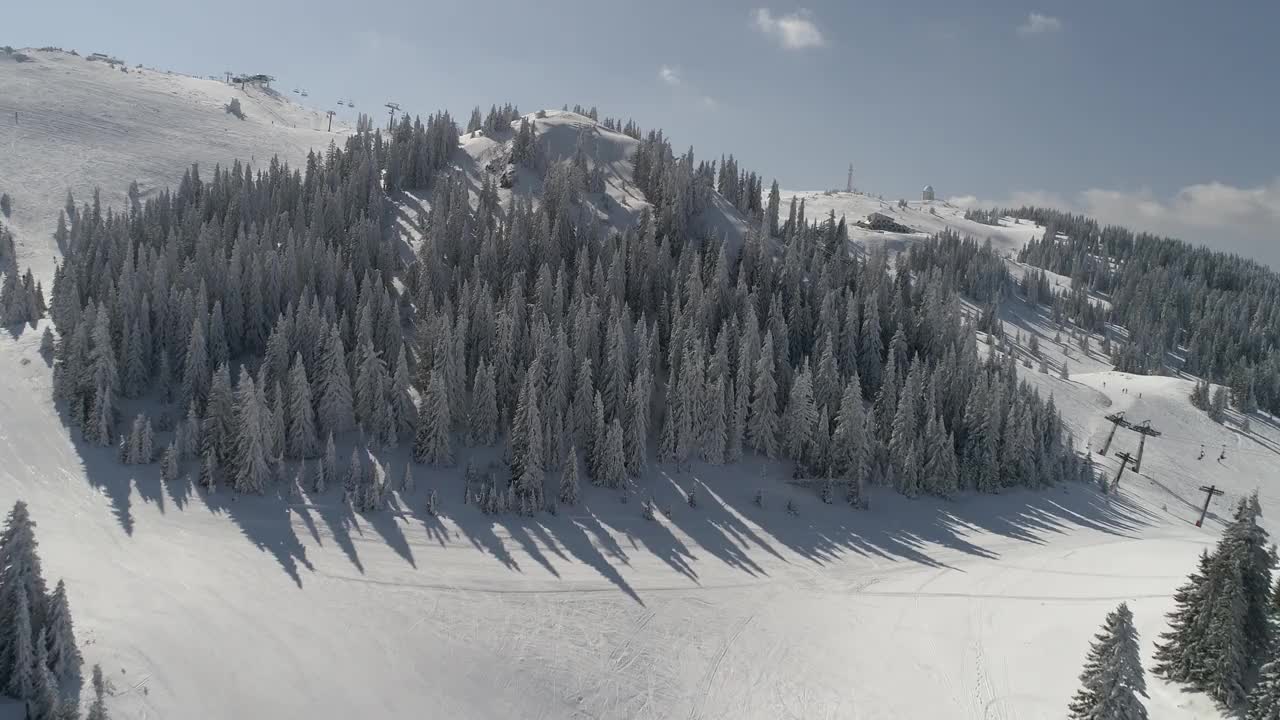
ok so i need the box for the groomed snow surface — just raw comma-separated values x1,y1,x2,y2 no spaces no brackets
2,301,1273,719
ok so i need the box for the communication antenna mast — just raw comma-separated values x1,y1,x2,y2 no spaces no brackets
846,163,853,193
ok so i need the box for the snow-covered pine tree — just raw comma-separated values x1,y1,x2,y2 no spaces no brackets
781,359,816,464
413,368,453,466
204,363,235,466
1210,386,1229,423
86,664,108,720
231,370,270,494
814,340,840,418
286,354,319,459
318,432,335,494
199,449,219,493
810,406,832,477
467,357,498,447
344,447,362,498
831,378,868,506
599,418,626,489
571,358,596,455
1230,493,1276,663
514,371,545,498
31,627,61,720
44,579,80,683
747,330,780,458
317,325,355,437
290,460,306,500
889,360,922,497
390,344,416,439
701,375,727,464
1068,602,1147,720
180,404,200,461
181,315,209,413
625,368,651,475
4,585,34,699
1248,657,1280,720
87,379,115,449
560,446,581,506
160,440,179,483
0,501,49,655
1155,495,1274,706
401,463,415,495
354,337,392,441
140,416,154,465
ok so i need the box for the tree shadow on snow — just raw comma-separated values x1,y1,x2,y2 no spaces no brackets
698,457,1156,574
65,387,1160,603
202,488,316,588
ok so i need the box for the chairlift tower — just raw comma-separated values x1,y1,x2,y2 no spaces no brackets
1111,451,1134,492
385,102,401,131
1127,420,1161,472
1098,412,1131,456
1195,485,1224,527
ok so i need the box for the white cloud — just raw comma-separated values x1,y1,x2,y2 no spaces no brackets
656,65,717,109
752,8,826,49
1017,13,1062,36
950,179,1280,268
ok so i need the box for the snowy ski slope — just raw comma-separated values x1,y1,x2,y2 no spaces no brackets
0,49,1274,720
0,49,350,283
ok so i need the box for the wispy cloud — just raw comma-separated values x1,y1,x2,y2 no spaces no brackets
752,8,826,49
949,179,1280,268
656,65,717,110
1017,13,1062,36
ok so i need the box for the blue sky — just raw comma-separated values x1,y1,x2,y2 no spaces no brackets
9,0,1280,265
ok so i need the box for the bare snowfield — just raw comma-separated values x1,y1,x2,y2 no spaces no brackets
0,49,349,283
0,48,1271,720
